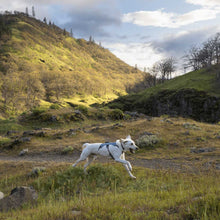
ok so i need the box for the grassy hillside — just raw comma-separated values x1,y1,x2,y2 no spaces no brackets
0,13,144,115
108,66,220,122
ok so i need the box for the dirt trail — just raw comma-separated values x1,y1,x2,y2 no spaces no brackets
0,153,217,173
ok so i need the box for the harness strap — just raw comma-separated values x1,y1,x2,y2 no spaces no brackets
98,142,119,160
106,145,115,160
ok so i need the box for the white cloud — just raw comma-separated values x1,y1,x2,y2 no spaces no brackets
186,0,220,7
103,42,165,70
122,6,220,28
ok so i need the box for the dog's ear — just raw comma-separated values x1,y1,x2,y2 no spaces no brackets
126,135,131,140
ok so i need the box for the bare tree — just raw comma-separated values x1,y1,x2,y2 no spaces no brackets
156,57,176,82
184,32,220,71
32,6,35,17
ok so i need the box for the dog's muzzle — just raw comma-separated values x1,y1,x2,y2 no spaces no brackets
130,147,138,154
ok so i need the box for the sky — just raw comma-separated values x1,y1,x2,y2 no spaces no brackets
1,0,220,75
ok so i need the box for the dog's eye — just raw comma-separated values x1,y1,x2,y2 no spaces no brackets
131,143,133,145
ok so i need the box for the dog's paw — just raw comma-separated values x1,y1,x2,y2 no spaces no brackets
130,175,136,179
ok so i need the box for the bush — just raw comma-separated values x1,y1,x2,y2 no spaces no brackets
61,146,74,154
76,105,88,115
32,107,46,116
50,104,60,110
136,134,160,149
108,109,124,120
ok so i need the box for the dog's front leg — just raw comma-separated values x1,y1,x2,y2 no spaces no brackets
114,158,136,179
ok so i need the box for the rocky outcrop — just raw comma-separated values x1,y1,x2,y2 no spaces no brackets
0,186,37,212
109,89,220,123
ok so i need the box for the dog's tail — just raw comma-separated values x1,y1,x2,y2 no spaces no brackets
82,143,89,150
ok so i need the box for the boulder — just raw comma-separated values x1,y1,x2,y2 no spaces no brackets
19,148,28,156
0,186,37,212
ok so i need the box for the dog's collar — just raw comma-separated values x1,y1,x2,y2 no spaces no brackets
119,140,125,152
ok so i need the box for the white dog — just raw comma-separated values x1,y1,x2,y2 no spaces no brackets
72,135,138,178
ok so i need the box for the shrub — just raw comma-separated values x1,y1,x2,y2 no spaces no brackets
32,107,46,116
108,109,124,120
61,146,74,154
76,105,88,115
50,103,60,110
136,134,160,149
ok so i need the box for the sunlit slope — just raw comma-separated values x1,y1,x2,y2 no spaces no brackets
0,14,144,98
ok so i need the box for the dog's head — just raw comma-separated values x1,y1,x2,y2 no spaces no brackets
120,135,138,153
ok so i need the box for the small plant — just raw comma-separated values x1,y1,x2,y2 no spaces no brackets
50,104,60,110
61,146,74,154
32,107,46,116
108,109,124,120
0,136,11,146
76,105,88,115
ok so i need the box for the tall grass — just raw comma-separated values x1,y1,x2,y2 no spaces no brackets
1,164,219,219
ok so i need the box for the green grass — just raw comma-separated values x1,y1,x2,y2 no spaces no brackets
0,164,219,219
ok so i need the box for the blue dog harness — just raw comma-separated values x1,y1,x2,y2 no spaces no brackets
98,142,119,160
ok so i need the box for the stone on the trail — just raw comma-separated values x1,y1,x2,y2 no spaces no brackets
19,148,28,156
0,186,37,212
136,133,160,148
0,192,4,200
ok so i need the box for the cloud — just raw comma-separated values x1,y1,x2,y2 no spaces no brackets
0,0,121,38
186,0,220,7
104,42,165,69
151,26,220,57
122,7,220,28
57,8,121,38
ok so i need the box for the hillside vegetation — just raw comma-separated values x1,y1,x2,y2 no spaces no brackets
0,13,144,115
108,65,220,122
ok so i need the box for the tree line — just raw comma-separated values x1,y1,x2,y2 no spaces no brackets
184,32,220,71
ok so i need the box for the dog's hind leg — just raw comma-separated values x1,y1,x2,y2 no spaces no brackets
72,153,88,167
84,155,97,173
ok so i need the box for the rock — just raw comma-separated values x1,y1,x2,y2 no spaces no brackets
50,115,57,122
183,131,190,136
23,131,46,137
0,192,4,200
190,147,216,153
216,164,220,170
19,137,31,143
136,134,160,148
7,137,31,149
19,148,28,156
0,186,37,212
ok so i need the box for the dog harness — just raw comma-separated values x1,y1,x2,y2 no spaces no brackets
98,142,122,160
